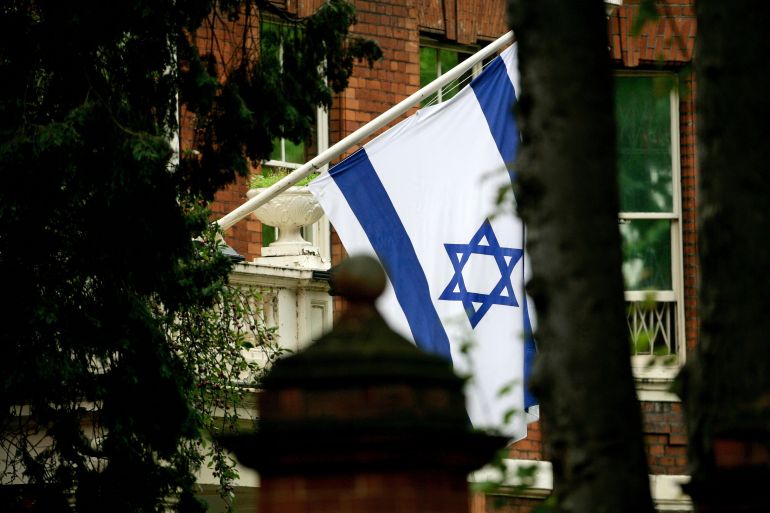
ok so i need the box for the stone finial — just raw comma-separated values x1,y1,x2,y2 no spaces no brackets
328,254,386,303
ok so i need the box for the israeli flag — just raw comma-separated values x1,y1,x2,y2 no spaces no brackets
309,45,536,440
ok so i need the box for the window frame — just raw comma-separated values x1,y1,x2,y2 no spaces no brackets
419,38,485,106
614,71,686,383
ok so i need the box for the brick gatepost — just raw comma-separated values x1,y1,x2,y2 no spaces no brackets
223,255,507,513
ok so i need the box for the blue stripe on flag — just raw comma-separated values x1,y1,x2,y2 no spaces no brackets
330,149,453,361
471,54,520,172
523,296,537,409
521,226,537,410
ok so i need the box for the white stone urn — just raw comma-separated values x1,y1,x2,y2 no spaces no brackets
246,186,324,257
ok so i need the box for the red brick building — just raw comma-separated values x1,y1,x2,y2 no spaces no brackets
206,1,698,511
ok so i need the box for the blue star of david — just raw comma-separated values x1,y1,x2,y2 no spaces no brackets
439,219,523,328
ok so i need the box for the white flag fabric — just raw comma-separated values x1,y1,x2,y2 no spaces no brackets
309,44,536,439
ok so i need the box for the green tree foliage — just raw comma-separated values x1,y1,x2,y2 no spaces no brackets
180,0,381,187
0,1,379,511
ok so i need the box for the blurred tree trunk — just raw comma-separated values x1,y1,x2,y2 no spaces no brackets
506,1,654,512
681,2,770,511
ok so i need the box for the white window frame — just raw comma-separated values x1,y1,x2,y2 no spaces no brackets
615,72,686,386
310,106,331,263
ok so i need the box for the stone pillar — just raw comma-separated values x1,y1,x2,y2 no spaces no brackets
223,255,506,513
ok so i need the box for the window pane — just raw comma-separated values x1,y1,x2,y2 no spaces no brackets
419,47,438,107
260,22,282,63
439,49,460,101
262,224,276,247
269,139,283,162
420,46,475,106
620,219,672,290
283,138,305,164
268,135,306,164
615,76,673,213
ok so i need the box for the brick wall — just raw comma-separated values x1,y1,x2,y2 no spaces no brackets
329,0,421,158
609,0,695,67
480,402,687,512
210,176,259,260
505,401,688,475
508,421,544,461
679,71,698,354
642,401,688,474
418,0,507,43
473,494,544,513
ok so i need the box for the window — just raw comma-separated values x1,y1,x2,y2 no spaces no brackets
258,22,330,261
260,21,327,172
419,41,486,106
615,74,684,372
266,137,309,170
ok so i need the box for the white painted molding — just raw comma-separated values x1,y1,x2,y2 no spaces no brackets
605,0,623,16
229,261,330,290
471,459,692,510
650,473,692,511
638,387,681,403
471,460,552,497
229,260,332,352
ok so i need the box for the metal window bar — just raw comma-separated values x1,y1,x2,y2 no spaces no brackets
627,300,676,356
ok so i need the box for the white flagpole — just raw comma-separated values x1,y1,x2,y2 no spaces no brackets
216,31,514,232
